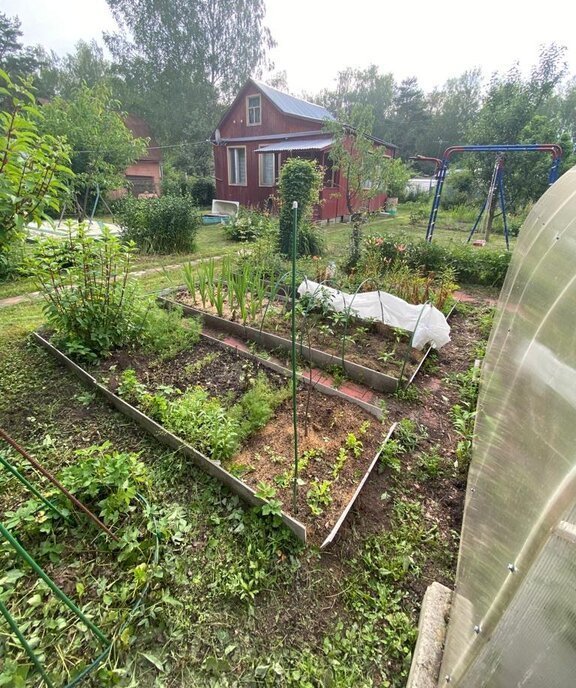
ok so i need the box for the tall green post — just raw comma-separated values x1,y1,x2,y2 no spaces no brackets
291,201,299,513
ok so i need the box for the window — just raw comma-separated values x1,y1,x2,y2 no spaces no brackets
247,94,261,125
228,147,246,185
259,152,275,186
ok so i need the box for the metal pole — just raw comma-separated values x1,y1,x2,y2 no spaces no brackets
291,201,299,514
0,428,119,542
0,451,69,521
0,522,110,646
0,598,55,687
498,168,510,251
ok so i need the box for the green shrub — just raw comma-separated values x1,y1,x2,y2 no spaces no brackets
28,227,144,360
225,208,275,242
297,220,325,257
117,195,201,253
278,158,323,258
359,233,511,287
190,177,215,206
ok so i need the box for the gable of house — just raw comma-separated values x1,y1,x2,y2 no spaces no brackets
211,79,397,220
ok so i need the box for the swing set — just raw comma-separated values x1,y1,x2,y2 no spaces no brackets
413,144,563,248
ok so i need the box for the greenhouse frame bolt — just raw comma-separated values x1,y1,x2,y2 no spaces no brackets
508,563,517,573
445,676,451,683
474,625,481,634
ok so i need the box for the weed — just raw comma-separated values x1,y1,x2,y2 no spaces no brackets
416,446,444,479
345,432,364,458
395,418,427,452
307,479,333,516
394,383,420,403
379,439,405,473
184,351,221,376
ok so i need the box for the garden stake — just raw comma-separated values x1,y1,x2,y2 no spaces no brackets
0,521,110,646
0,428,119,542
398,301,430,388
291,201,299,514
0,450,69,521
0,598,55,688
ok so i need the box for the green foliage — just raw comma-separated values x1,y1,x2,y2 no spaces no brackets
40,83,145,214
161,170,215,206
0,70,72,258
307,479,333,516
225,208,275,242
140,305,201,359
361,232,512,287
278,157,323,257
119,370,286,462
58,442,151,525
27,226,142,360
154,386,239,461
230,374,289,442
117,195,201,253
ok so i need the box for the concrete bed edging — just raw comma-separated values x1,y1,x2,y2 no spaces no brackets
33,332,307,542
33,332,395,547
406,582,452,688
199,331,384,420
157,293,400,394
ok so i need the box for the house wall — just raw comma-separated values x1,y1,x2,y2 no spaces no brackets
124,160,162,194
214,83,392,221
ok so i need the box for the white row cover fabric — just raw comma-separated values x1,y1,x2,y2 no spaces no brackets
297,279,451,350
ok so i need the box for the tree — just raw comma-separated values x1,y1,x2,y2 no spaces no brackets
469,43,571,211
387,77,431,159
0,13,47,82
316,65,394,142
103,0,275,172
0,70,72,258
40,84,146,216
326,105,411,266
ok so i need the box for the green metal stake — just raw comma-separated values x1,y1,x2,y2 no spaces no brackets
291,201,299,514
0,598,55,688
0,522,109,646
0,452,68,521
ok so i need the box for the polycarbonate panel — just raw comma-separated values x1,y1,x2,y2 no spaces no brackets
456,521,576,688
440,166,576,685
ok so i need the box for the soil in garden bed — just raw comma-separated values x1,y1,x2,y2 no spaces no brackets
173,291,428,379
89,338,390,545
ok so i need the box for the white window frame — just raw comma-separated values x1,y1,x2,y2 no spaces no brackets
228,146,247,186
246,94,261,126
259,152,275,187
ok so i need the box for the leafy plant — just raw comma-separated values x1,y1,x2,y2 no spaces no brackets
307,479,333,516
0,70,72,258
231,374,290,442
225,208,275,242
345,432,364,458
278,157,323,258
27,226,143,360
140,305,201,359
117,195,201,253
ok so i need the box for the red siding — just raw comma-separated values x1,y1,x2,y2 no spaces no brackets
214,82,393,221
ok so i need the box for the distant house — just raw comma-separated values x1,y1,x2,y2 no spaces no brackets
211,79,397,222
123,114,162,196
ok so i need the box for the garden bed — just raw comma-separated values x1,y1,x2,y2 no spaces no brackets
159,287,451,393
34,331,394,547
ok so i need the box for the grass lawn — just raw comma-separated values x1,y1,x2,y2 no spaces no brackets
0,247,493,686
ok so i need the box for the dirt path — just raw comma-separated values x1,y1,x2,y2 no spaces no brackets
0,257,222,309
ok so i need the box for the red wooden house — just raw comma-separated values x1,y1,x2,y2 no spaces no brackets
211,79,397,222
123,114,162,196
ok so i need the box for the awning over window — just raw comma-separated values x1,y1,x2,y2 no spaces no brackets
255,137,334,153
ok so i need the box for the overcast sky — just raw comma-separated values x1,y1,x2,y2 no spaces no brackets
2,0,575,94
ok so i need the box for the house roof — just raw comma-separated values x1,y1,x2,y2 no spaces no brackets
255,137,334,153
252,80,336,123
124,114,161,162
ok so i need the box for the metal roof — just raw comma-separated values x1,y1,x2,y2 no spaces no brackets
255,137,334,153
253,80,336,122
